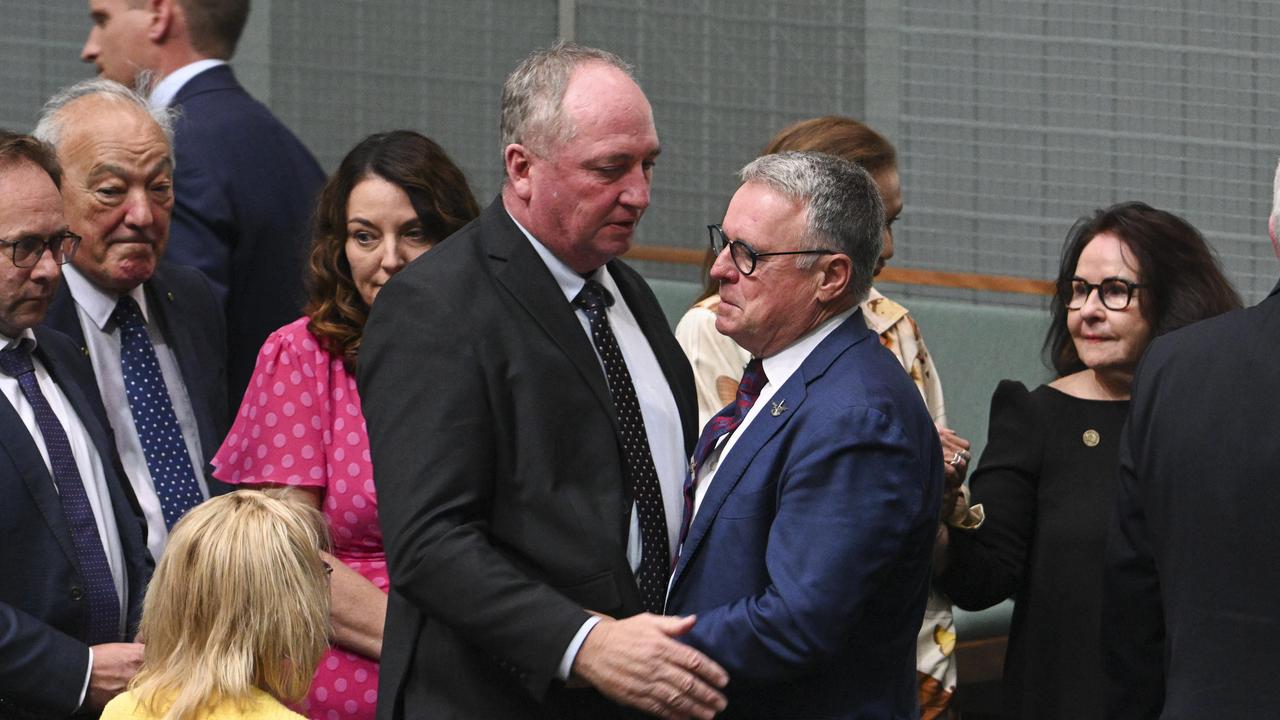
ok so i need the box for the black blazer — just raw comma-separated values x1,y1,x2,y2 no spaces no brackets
165,64,326,410
1103,279,1280,718
44,261,230,493
359,197,697,719
0,326,150,717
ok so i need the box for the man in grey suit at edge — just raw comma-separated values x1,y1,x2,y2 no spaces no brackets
359,42,729,719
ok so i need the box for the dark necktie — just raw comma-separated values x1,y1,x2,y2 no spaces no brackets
677,358,767,554
112,296,203,529
0,341,120,644
573,279,670,614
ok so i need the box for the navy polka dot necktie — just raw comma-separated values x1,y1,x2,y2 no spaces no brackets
0,340,121,644
112,296,203,529
573,279,670,614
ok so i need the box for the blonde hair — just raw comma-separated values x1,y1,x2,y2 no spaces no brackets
128,490,331,720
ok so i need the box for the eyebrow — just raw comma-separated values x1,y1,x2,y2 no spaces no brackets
86,159,174,183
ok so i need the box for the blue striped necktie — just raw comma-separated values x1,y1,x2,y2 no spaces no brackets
112,296,204,528
0,340,120,644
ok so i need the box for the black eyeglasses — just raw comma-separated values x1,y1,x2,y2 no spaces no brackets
0,231,81,268
708,224,839,276
1067,277,1146,311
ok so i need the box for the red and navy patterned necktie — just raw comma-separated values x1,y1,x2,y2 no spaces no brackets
677,358,767,555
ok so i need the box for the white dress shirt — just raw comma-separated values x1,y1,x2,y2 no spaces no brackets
148,58,227,109
510,213,687,679
63,266,209,561
689,308,855,522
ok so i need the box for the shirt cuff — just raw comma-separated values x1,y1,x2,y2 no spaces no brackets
78,646,93,711
556,616,602,681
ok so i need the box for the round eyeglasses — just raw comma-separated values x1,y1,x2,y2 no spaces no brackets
1066,277,1146,311
0,230,81,268
708,224,839,276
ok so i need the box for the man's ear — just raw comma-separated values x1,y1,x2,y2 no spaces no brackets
504,143,536,201
815,253,853,304
147,0,175,43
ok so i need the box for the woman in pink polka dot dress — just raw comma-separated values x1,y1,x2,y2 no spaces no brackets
212,131,479,720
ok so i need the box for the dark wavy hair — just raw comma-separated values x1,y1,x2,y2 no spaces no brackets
1045,201,1242,375
305,131,479,369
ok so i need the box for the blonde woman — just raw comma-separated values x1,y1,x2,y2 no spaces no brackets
100,491,331,720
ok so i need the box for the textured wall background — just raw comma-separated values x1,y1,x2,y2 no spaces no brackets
3,0,1279,305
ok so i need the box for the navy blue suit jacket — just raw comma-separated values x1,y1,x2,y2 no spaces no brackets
166,64,325,409
44,262,230,494
0,326,150,717
666,312,943,720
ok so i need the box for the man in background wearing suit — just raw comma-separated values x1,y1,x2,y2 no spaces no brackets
1100,167,1280,718
80,0,326,407
664,152,943,719
359,43,728,719
34,79,228,562
0,131,150,717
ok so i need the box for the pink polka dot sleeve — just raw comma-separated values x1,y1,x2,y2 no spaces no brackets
212,318,331,489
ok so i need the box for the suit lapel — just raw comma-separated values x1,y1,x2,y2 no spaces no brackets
668,313,873,593
144,272,215,460
486,203,620,434
0,346,82,572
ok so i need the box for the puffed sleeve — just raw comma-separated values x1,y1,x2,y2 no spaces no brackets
675,298,752,428
936,379,1041,610
211,320,332,489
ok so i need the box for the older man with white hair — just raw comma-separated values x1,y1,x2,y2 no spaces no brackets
36,79,228,562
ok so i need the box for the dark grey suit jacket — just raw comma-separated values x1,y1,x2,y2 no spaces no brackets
1103,279,1280,718
0,326,150,717
359,196,697,719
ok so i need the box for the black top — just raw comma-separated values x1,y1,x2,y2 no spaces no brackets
938,379,1129,720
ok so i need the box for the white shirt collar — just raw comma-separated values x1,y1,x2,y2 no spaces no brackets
149,59,227,108
759,307,856,391
507,211,607,303
0,327,38,351
63,264,149,331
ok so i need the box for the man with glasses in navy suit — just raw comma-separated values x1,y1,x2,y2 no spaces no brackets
0,131,150,718
665,151,943,719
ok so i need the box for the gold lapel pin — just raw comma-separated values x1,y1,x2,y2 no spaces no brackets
1082,429,1100,447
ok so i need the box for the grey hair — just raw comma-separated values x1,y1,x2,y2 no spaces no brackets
33,77,178,167
500,41,635,157
739,151,884,304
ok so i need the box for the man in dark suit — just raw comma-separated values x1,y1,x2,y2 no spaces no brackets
1101,192,1280,717
80,0,325,407
664,152,943,719
34,79,228,562
0,131,150,717
359,43,728,719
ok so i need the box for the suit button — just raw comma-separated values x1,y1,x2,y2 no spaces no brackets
70,587,84,601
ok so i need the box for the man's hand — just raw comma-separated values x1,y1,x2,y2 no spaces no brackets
86,642,144,710
572,613,728,719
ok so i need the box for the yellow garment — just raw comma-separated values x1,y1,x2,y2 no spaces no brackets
101,688,305,720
